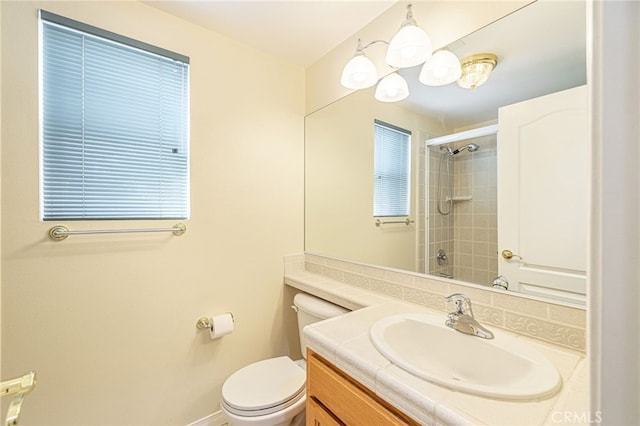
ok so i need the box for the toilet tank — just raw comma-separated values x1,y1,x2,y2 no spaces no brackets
293,293,349,359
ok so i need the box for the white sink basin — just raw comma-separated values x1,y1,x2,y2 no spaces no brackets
370,313,562,401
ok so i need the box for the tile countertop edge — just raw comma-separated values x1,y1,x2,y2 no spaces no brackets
285,271,588,426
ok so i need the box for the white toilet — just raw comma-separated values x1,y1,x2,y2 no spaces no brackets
220,293,349,426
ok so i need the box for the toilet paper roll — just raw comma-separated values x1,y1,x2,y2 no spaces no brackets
209,313,234,339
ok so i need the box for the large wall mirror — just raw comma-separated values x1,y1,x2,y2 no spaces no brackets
305,1,587,306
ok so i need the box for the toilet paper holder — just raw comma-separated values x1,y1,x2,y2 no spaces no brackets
196,313,234,330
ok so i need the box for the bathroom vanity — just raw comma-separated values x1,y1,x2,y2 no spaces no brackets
307,349,418,425
285,254,588,425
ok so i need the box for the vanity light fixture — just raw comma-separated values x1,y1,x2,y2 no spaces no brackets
340,39,380,90
419,49,462,86
340,4,432,101
457,53,498,90
374,72,410,102
341,6,497,101
385,4,432,69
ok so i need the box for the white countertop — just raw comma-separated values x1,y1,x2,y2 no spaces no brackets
286,271,588,426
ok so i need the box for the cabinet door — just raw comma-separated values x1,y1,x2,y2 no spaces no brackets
307,397,344,426
307,351,418,426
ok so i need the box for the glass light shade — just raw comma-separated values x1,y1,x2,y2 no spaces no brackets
419,50,462,86
386,24,432,68
457,53,498,90
340,54,378,89
374,72,409,102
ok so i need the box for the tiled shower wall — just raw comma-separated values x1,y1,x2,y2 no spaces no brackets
428,135,498,286
428,149,455,278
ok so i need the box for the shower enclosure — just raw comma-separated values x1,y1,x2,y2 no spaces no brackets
426,133,498,286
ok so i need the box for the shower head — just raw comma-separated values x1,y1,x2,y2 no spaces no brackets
451,143,480,155
467,143,480,152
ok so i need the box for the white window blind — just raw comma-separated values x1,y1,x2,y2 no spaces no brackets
373,120,411,217
40,11,190,220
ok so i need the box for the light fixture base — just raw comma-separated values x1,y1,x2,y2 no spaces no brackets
457,53,498,90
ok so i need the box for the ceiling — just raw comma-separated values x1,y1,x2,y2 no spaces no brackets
143,1,586,127
143,0,396,68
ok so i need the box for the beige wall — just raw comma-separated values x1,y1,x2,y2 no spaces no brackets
0,1,304,424
305,89,446,272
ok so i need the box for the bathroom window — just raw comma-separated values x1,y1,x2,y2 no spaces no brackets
373,120,411,217
40,11,190,220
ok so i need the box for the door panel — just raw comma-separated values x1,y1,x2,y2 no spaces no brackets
497,85,587,304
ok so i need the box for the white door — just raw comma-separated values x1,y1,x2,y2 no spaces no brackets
497,85,587,304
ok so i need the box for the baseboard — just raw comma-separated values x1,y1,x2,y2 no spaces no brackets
186,410,227,426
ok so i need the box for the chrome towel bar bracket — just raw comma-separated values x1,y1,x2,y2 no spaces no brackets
48,223,187,241
375,218,414,227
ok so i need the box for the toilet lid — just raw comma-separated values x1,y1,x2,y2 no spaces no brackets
222,356,306,416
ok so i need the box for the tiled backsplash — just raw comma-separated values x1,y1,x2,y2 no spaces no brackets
286,253,586,353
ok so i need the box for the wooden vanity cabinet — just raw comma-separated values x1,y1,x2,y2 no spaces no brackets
306,350,420,426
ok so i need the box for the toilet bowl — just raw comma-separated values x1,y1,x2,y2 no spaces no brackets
220,293,349,426
221,357,306,426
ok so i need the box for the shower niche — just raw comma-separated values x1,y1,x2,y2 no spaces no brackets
427,129,498,286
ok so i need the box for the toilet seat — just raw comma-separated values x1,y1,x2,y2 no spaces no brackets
221,356,306,417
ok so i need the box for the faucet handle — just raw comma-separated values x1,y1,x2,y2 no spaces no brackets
445,293,472,315
445,293,470,302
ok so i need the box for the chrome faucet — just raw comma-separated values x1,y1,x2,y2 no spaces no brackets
444,294,494,339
